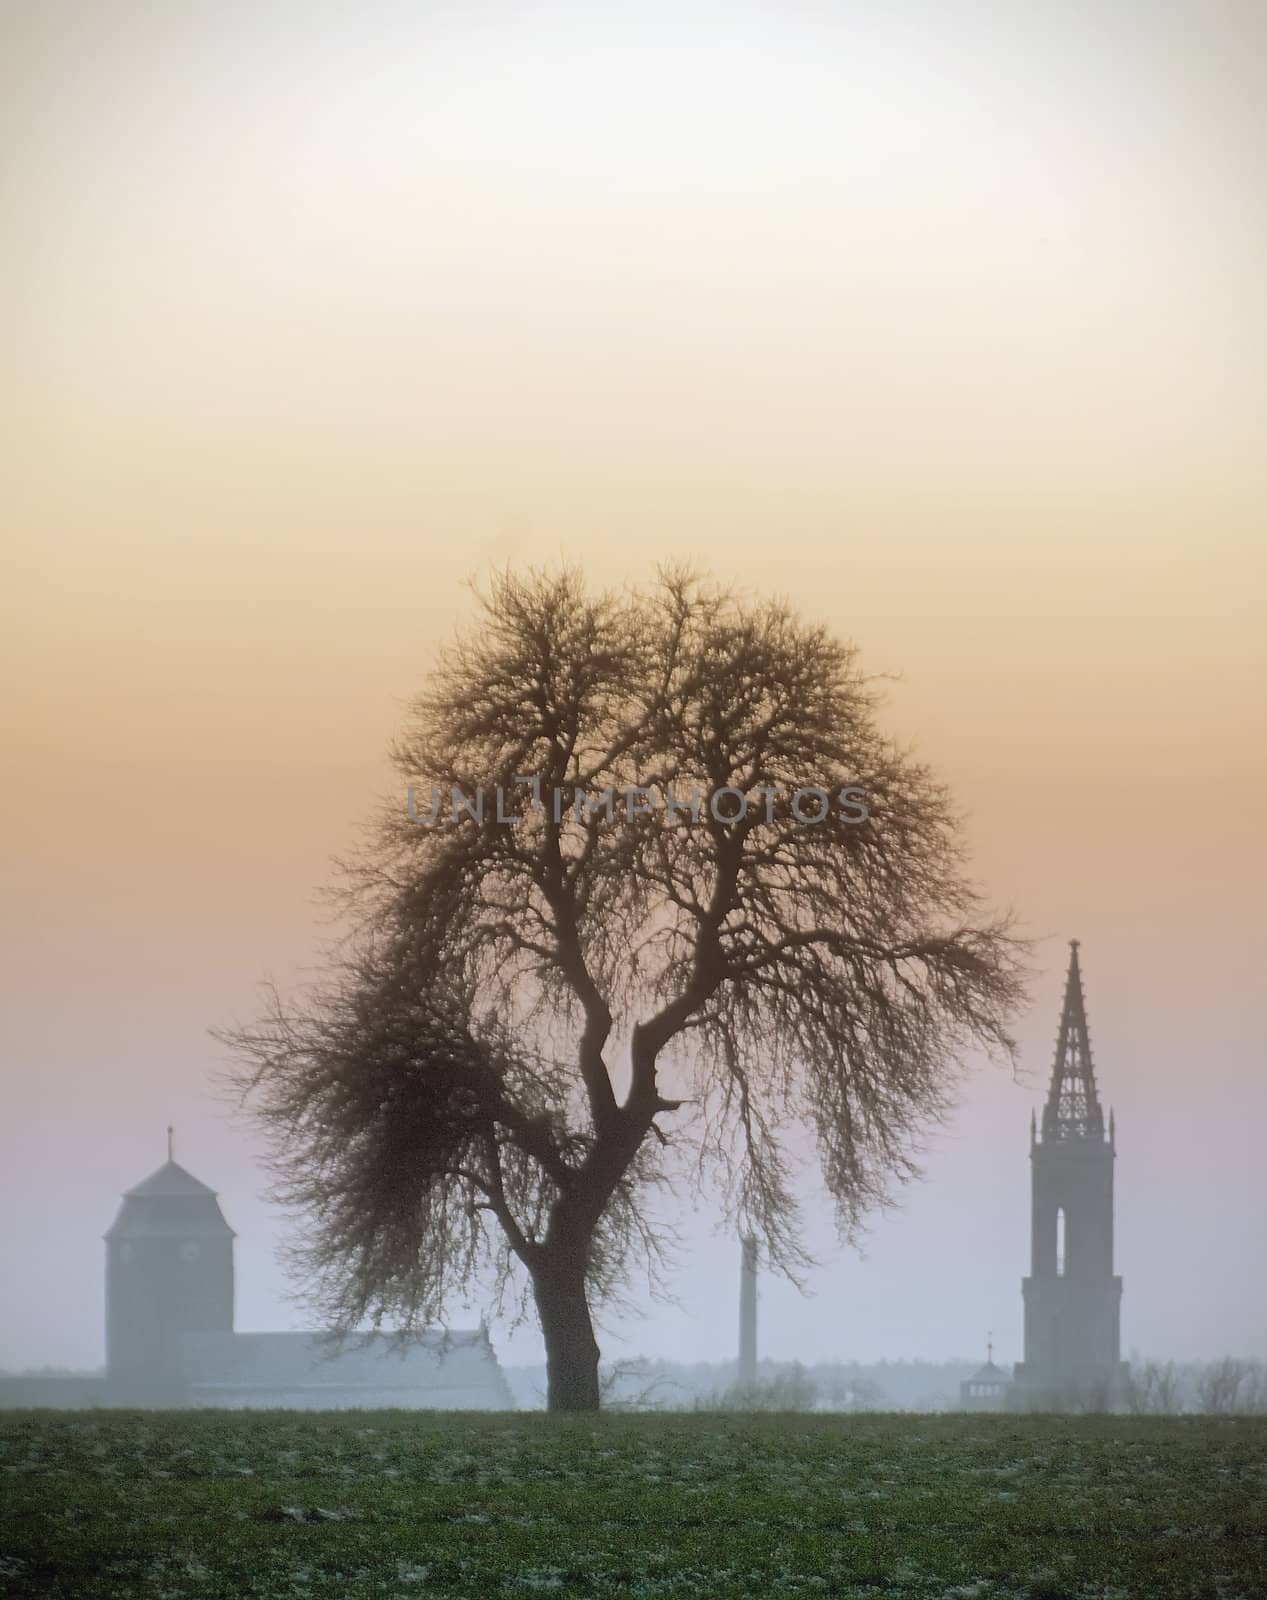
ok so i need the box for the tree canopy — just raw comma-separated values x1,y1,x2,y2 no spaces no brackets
223,567,1025,1409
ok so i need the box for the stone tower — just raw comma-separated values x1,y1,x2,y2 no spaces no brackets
1014,942,1127,1407
104,1135,235,1404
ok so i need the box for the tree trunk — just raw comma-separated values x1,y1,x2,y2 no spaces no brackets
532,1258,601,1411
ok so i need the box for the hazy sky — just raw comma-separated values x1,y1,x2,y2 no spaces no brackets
3,0,1265,1376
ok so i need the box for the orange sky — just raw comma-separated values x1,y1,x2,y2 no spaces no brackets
3,0,1265,1372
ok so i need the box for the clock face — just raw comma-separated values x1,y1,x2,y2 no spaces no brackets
179,1240,201,1263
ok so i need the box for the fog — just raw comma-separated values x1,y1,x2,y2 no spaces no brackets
3,0,1265,1380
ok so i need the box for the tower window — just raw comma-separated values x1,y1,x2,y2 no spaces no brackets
1056,1207,1065,1277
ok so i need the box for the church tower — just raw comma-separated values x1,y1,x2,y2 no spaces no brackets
1014,942,1127,1407
104,1133,235,1405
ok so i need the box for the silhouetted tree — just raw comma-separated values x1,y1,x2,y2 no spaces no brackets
1125,1356,1183,1415
222,568,1024,1410
708,1363,820,1413
1196,1356,1256,1415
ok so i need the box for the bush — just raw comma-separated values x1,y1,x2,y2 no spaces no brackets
698,1363,820,1412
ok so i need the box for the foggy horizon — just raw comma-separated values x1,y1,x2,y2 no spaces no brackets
4,0,1265,1382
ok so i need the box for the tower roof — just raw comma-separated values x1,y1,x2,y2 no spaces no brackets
1040,940,1105,1142
124,1160,218,1199
105,1157,235,1240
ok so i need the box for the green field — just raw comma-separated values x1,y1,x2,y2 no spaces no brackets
2,1411,1265,1598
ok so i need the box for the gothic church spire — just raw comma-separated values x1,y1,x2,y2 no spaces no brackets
1040,939,1105,1142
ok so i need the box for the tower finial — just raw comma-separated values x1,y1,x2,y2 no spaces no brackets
167,1125,174,1163
987,1330,993,1365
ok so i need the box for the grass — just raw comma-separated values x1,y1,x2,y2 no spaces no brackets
2,1410,1265,1598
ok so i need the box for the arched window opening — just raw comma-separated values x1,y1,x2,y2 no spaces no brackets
1056,1207,1066,1277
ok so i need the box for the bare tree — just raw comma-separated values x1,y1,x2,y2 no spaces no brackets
1126,1357,1183,1415
598,1357,684,1411
221,568,1025,1410
1196,1356,1255,1415
823,1373,889,1412
709,1363,820,1413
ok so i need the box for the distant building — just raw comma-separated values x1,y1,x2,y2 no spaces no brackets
959,1341,1010,1411
1012,942,1129,1409
101,1142,513,1409
176,1329,509,1409
105,1153,234,1405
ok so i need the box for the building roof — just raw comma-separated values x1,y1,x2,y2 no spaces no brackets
105,1160,236,1240
967,1359,1009,1386
124,1160,218,1198
178,1329,514,1409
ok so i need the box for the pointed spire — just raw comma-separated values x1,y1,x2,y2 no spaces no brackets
1040,940,1105,1142
167,1125,175,1163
